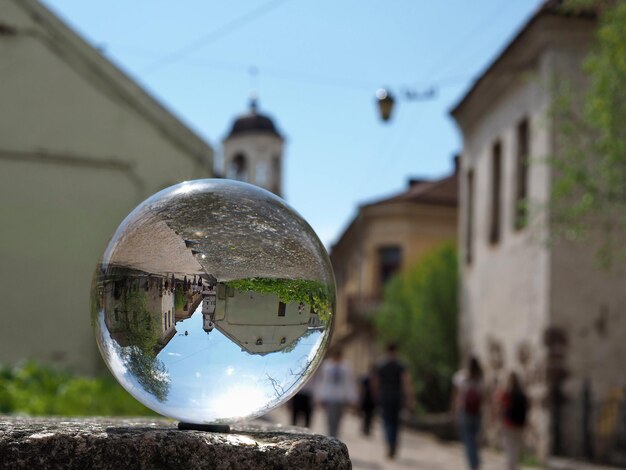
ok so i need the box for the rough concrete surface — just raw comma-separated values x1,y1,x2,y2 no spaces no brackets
0,417,351,469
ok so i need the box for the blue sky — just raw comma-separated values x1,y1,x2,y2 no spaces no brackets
44,0,544,247
98,306,325,423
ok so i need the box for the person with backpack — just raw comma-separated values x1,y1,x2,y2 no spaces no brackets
452,356,484,470
498,372,529,470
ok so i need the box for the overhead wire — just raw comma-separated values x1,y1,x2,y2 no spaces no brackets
418,0,518,84
139,0,290,75
102,1,527,103
112,42,471,95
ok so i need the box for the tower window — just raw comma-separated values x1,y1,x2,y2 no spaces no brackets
271,155,281,194
228,153,248,181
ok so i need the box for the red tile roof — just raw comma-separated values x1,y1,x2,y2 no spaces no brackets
363,172,458,208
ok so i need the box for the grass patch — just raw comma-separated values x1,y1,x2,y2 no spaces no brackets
0,361,157,417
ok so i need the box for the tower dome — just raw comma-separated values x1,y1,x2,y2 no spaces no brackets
222,99,285,197
226,99,282,139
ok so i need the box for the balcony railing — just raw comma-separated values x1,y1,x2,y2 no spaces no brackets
346,295,381,325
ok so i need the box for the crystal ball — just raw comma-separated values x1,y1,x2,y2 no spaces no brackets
91,179,335,424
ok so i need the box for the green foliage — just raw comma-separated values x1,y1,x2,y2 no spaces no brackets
174,288,186,311
551,1,626,266
226,278,334,324
0,361,157,417
121,290,157,352
375,244,458,412
118,290,170,402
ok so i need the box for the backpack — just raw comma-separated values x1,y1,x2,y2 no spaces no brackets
505,390,528,427
463,384,482,415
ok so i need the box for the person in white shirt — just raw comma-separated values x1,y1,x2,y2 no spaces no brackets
314,349,357,437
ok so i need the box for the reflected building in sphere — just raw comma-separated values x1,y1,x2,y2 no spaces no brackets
102,275,177,352
202,284,319,355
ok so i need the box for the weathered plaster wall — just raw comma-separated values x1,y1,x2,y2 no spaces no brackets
0,0,213,374
458,47,554,458
547,36,626,458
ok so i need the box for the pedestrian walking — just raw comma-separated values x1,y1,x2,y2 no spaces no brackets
358,366,377,436
314,349,357,438
453,356,484,470
498,372,529,470
375,343,415,459
290,376,316,428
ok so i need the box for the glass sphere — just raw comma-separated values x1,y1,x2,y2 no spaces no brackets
91,180,335,424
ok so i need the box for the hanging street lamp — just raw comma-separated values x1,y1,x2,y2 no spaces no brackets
375,87,437,123
375,88,395,122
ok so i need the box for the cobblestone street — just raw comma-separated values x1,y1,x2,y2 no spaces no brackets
270,406,530,470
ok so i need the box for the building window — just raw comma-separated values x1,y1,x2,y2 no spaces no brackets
466,169,474,264
228,153,248,181
271,155,280,193
514,118,530,230
378,246,402,290
489,141,502,245
278,302,286,317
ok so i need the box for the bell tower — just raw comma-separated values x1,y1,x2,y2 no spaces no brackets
222,98,285,197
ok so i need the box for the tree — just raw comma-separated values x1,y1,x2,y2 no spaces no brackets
374,243,458,412
551,0,626,266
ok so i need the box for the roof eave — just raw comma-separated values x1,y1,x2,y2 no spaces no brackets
16,0,214,168
450,1,596,123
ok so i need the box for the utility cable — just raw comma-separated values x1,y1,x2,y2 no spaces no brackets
417,0,518,85
139,0,290,75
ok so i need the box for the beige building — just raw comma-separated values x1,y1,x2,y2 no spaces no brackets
330,165,458,376
0,0,213,374
452,3,626,461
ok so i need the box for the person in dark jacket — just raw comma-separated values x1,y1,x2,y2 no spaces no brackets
498,372,529,470
375,343,415,459
359,366,377,436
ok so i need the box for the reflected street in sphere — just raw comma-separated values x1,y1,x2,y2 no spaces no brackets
92,180,335,424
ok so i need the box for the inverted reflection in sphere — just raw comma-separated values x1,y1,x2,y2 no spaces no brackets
91,180,335,424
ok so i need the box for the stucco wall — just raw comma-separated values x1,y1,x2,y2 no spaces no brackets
458,50,553,456
0,0,213,374
547,38,626,457
456,15,600,458
361,203,457,297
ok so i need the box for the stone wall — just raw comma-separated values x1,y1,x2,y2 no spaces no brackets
0,417,351,469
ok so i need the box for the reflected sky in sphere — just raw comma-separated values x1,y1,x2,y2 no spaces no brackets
92,179,334,424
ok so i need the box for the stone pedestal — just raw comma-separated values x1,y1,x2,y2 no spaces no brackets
0,417,351,469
